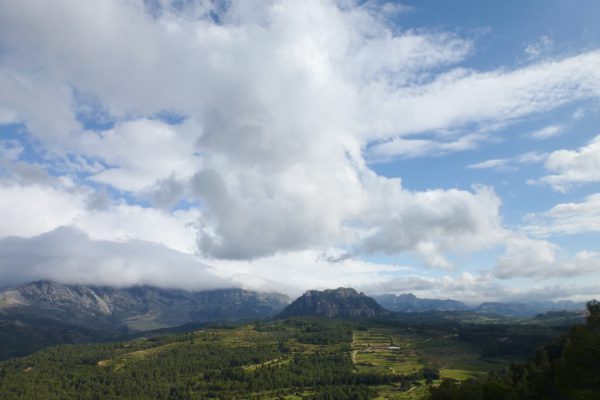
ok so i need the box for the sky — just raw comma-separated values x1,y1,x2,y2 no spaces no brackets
0,0,600,303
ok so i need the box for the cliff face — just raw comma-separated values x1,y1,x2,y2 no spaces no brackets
0,280,291,360
0,281,291,330
279,287,390,319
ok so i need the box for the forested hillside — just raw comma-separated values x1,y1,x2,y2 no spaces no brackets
430,300,600,400
0,312,579,400
0,318,386,399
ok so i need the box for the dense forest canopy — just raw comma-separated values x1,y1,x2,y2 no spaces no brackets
430,300,600,400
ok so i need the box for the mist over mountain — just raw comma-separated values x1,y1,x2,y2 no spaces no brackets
370,292,585,317
474,300,584,317
0,281,290,328
372,293,469,313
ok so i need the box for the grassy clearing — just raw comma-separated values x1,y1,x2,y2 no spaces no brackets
101,325,283,372
244,357,291,371
372,382,429,400
123,314,170,331
439,368,482,380
120,342,179,360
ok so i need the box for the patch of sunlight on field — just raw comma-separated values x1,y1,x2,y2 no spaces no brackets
439,368,482,380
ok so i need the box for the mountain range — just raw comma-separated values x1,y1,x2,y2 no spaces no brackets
373,293,584,317
473,300,584,317
0,281,586,359
0,281,290,359
372,293,469,313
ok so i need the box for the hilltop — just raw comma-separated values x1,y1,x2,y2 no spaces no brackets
279,287,390,319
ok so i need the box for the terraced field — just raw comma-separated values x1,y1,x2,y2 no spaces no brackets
352,328,510,399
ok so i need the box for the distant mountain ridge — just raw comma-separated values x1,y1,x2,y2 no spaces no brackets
474,300,584,317
372,293,469,313
371,292,584,317
279,287,390,318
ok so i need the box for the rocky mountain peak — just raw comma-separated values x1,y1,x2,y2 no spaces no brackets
280,287,390,319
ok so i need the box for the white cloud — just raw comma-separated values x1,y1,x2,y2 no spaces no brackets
524,193,600,236
366,50,600,157
517,151,547,164
0,183,85,238
380,2,412,14
494,236,558,279
524,35,554,61
468,158,510,170
572,107,586,120
356,181,505,268
209,248,407,296
79,119,201,192
362,270,600,303
0,227,228,291
0,141,55,186
0,181,199,254
370,133,486,160
361,1,413,16
0,70,80,143
188,146,506,261
494,235,600,279
468,151,546,171
537,134,600,191
528,124,564,140
361,271,506,304
74,205,200,254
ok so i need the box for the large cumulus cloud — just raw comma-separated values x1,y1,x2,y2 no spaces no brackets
0,0,599,296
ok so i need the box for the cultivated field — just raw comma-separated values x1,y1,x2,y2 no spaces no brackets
352,328,509,399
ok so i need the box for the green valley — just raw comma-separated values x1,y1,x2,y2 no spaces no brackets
0,314,574,400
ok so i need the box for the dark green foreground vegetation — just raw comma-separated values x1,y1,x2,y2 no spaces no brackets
0,310,589,399
430,300,600,400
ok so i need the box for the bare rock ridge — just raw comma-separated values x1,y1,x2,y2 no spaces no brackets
279,287,390,318
0,280,291,331
0,280,291,360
